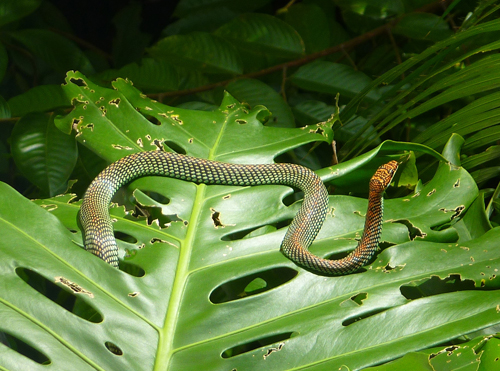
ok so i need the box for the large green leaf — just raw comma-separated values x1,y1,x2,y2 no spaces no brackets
1,72,498,370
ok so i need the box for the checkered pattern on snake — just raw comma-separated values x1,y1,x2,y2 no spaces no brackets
80,151,398,275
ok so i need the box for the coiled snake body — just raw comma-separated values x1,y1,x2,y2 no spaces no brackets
80,151,398,275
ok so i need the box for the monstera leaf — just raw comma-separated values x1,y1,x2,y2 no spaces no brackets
0,72,499,371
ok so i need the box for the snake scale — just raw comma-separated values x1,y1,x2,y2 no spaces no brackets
80,151,398,275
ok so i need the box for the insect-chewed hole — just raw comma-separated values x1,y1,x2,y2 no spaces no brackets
114,231,138,244
400,274,476,300
342,308,389,326
15,268,103,323
210,267,298,304
119,261,146,277
69,77,86,86
105,341,123,355
221,332,296,358
0,330,51,365
164,141,186,155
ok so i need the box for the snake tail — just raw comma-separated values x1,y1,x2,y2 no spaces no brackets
80,151,397,275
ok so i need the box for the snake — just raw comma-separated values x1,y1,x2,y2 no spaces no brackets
79,151,398,275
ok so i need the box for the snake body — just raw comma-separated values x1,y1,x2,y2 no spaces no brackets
80,151,398,275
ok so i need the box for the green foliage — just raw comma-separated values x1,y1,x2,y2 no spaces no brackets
1,0,500,370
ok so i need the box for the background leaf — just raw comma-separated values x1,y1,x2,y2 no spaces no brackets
291,61,381,102
11,112,77,196
0,0,41,27
148,32,243,75
7,85,70,117
214,13,305,60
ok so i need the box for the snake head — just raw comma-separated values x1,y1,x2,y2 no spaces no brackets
370,160,399,193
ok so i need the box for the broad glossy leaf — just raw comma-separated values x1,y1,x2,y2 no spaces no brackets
11,112,77,196
282,3,330,54
9,29,94,74
293,100,336,125
98,58,179,93
291,61,381,102
7,85,70,117
214,13,305,59
163,7,238,36
394,13,453,41
148,32,243,75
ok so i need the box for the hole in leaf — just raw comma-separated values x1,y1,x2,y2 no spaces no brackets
164,141,186,155
400,274,476,300
119,261,145,277
222,225,277,241
145,191,170,205
109,98,120,107
114,231,138,244
69,77,86,86
339,292,367,308
0,330,51,364
221,332,296,358
282,189,304,206
145,115,160,125
15,268,103,323
210,267,298,304
392,219,426,240
105,341,123,356
211,208,223,228
350,292,367,305
342,308,388,326
276,218,293,230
